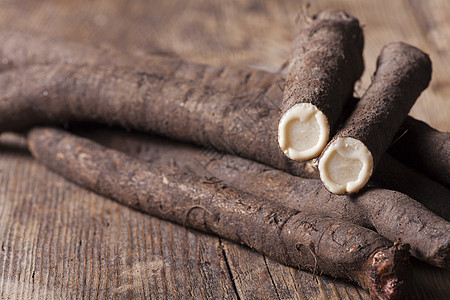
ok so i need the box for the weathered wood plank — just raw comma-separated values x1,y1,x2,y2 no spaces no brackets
222,241,283,299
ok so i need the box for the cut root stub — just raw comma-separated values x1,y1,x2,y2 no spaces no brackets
319,137,373,194
366,243,410,300
278,103,329,161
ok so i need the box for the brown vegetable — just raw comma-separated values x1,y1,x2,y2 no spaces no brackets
74,126,450,269
0,32,446,204
0,61,313,179
278,9,364,161
388,116,450,188
28,127,410,299
0,30,444,170
369,153,450,221
319,42,432,194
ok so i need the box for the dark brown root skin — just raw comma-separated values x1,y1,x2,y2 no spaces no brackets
72,126,450,269
371,153,450,224
27,127,410,299
388,116,450,188
0,31,447,203
0,62,308,176
279,9,364,154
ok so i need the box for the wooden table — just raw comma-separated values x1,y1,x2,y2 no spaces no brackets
0,1,449,299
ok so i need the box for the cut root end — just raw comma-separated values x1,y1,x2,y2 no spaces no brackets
278,103,329,161
366,243,410,300
318,137,373,194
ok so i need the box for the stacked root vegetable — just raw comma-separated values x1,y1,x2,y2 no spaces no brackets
1,9,449,300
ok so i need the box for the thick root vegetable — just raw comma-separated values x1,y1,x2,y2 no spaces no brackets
75,126,450,269
0,61,305,175
278,10,364,161
319,42,432,194
388,116,450,188
27,127,410,299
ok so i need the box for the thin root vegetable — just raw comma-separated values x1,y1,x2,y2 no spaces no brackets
74,126,450,269
0,33,447,204
388,116,450,188
28,127,410,300
278,9,364,161
319,42,432,194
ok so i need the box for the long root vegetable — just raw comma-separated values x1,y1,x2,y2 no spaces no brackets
74,126,450,269
0,61,301,173
388,116,450,188
28,126,410,299
0,32,447,204
278,10,364,161
319,42,432,194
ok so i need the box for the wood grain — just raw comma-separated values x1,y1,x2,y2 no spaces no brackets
0,0,449,299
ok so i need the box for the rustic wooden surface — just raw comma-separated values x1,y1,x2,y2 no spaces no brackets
0,0,449,299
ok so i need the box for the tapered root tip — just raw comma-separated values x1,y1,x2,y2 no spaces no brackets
366,243,410,300
278,103,329,161
318,137,373,194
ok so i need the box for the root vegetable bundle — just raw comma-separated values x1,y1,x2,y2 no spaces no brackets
72,126,450,269
28,127,411,300
0,32,448,204
1,7,449,299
